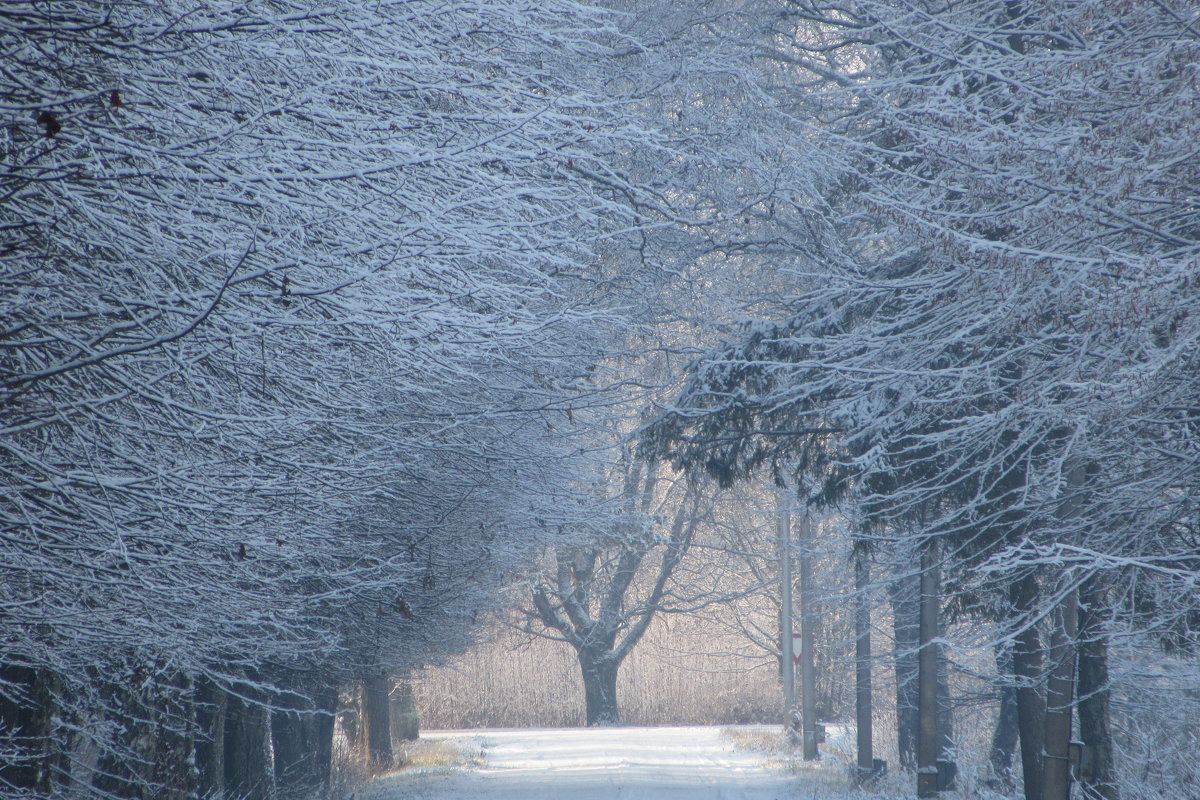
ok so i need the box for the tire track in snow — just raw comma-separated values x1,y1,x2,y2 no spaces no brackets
364,726,800,800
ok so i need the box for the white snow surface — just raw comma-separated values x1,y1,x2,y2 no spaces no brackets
365,725,805,800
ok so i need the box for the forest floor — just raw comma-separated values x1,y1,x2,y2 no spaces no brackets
358,724,910,800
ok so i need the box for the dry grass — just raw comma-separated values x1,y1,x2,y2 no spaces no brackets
720,725,792,755
394,737,483,772
720,725,879,796
415,616,785,728
719,725,809,779
347,737,485,800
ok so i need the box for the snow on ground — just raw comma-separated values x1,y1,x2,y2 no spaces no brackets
361,725,858,800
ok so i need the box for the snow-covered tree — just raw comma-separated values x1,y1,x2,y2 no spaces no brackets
1,1,679,796
645,2,1199,798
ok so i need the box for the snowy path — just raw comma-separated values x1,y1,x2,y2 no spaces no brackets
365,726,805,800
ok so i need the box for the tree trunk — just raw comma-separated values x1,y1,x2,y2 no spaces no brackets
1077,579,1118,800
271,698,307,793
272,678,338,798
194,678,227,799
0,665,56,795
224,691,274,800
149,673,195,800
1041,587,1079,800
580,650,620,726
891,579,920,770
341,684,360,753
1011,572,1046,800
63,708,102,800
936,642,956,791
313,684,337,791
363,674,394,771
917,549,940,798
92,674,154,800
989,643,1019,788
390,680,419,743
1043,463,1086,800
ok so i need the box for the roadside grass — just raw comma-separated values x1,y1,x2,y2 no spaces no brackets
352,735,483,800
720,725,792,754
394,736,483,771
720,725,892,797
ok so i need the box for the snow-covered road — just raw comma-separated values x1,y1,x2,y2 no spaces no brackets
365,726,805,800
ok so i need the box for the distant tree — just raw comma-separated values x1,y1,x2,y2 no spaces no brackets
520,458,712,725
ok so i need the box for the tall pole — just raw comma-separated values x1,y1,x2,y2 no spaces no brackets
778,490,796,730
855,551,875,782
799,510,819,760
917,545,941,797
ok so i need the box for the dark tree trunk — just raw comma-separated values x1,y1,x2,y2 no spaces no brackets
580,650,619,726
272,678,337,798
62,699,102,799
270,702,304,787
1077,579,1118,800
390,681,419,743
1044,464,1086,800
1041,587,1079,800
91,671,193,800
313,684,337,790
0,665,56,795
150,674,195,800
891,578,920,770
91,678,143,800
224,691,274,800
363,674,393,771
989,644,1019,787
1011,573,1046,800
194,678,227,799
936,643,955,771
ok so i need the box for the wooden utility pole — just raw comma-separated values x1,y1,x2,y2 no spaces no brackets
917,546,940,798
855,551,876,783
798,510,819,761
778,490,796,728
